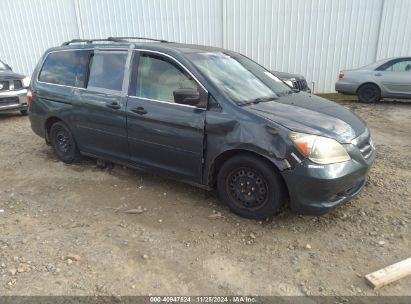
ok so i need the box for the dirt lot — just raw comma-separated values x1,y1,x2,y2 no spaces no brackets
0,100,410,296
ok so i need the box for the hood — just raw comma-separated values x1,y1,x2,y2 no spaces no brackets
271,70,305,81
0,70,25,80
246,93,366,143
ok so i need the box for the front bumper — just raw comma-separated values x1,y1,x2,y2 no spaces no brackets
281,141,376,215
0,89,28,112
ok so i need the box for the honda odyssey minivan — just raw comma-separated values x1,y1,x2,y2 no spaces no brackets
28,37,375,219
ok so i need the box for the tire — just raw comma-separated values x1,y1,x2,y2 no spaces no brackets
50,121,80,164
357,84,381,103
20,109,28,115
217,154,286,219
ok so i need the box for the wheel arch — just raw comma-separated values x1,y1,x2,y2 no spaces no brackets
44,116,75,144
207,149,290,199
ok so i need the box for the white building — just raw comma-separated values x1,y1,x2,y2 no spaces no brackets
1,0,410,93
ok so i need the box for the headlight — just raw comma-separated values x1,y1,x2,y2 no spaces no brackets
22,76,31,88
284,80,293,87
289,132,351,164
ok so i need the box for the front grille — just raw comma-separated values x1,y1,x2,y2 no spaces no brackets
292,79,308,91
0,81,10,91
0,96,19,106
352,130,374,160
14,80,23,89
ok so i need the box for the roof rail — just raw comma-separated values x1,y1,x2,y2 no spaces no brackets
61,38,124,46
107,37,168,43
61,37,168,46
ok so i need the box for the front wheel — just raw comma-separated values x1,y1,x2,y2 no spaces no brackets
357,84,381,103
50,121,80,164
217,155,286,219
20,109,28,115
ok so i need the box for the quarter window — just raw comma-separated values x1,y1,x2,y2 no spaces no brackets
39,50,89,87
87,52,127,91
135,54,198,102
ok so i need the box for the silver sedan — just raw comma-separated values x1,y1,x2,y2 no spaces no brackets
335,57,411,103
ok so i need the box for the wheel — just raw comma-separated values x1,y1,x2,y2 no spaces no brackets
20,109,28,115
217,155,286,219
50,121,80,164
357,84,380,103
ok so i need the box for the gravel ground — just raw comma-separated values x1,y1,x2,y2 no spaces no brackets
0,100,410,296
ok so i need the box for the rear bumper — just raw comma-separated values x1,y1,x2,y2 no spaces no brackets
0,89,28,112
29,110,46,139
335,81,358,95
281,145,376,215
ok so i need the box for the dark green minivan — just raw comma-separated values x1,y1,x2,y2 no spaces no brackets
29,37,375,219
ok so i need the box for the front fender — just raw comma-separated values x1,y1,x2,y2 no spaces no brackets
203,109,297,186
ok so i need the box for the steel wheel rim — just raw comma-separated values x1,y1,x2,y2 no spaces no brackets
55,129,71,154
226,167,269,210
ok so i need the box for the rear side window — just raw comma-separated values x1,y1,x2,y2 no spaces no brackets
384,59,411,72
377,58,411,72
39,50,89,87
87,52,127,91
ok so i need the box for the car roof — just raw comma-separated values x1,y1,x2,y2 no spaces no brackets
374,56,411,64
47,39,230,56
354,56,411,70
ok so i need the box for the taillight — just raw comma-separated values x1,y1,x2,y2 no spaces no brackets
339,71,344,79
27,90,33,105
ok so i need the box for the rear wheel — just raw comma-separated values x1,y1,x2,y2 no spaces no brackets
357,84,380,103
50,121,79,164
217,155,286,219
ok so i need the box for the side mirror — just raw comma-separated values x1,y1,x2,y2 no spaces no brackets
173,88,200,106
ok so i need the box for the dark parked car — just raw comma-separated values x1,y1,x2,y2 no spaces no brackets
271,71,311,93
28,37,375,219
0,59,30,115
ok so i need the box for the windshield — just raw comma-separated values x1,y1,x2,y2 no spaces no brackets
186,52,292,105
0,61,9,70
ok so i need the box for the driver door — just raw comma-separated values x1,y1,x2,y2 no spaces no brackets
126,51,207,183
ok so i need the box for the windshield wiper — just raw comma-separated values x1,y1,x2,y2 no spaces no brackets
239,96,278,106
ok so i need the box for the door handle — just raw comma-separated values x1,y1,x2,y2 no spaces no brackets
132,107,147,115
375,73,382,76
106,101,121,110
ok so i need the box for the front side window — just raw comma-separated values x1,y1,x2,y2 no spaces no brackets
135,54,198,102
186,52,292,105
87,52,127,91
379,59,411,72
39,50,89,87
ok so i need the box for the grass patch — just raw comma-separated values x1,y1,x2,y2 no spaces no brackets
315,93,358,101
